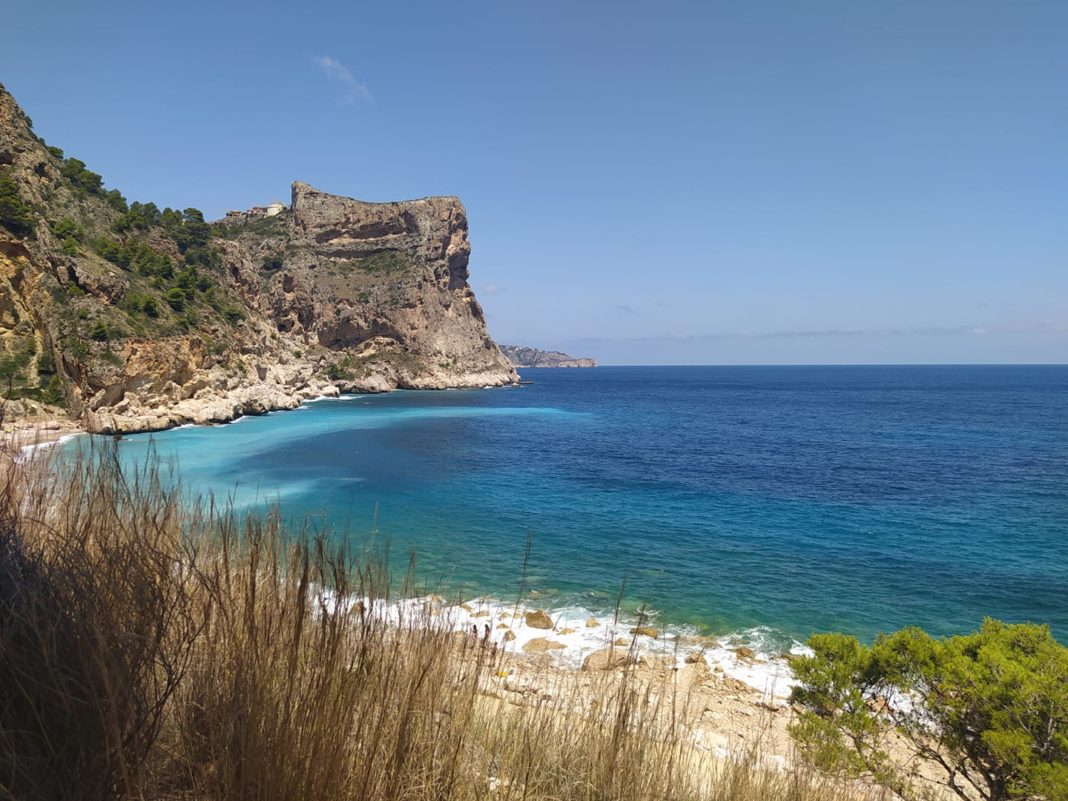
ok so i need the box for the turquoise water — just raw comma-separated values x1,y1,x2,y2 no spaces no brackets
86,366,1068,648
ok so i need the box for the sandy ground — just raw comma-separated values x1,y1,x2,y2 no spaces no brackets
490,644,796,764
0,419,84,456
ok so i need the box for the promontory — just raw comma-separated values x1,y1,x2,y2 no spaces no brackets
0,84,517,434
500,345,596,368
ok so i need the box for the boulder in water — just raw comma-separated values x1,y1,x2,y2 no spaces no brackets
630,626,658,638
525,610,554,629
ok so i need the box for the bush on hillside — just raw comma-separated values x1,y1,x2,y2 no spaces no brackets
790,621,1068,801
60,157,104,194
0,169,35,237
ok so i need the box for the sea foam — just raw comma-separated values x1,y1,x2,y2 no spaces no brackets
327,592,804,702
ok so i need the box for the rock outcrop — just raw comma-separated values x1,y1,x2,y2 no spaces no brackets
500,345,596,368
0,84,517,433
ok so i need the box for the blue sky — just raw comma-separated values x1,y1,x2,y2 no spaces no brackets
3,1,1066,364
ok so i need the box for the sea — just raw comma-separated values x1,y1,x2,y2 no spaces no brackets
57,365,1068,694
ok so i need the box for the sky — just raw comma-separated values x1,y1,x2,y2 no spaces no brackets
3,0,1066,364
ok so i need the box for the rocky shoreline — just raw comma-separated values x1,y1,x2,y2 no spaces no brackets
1,84,518,435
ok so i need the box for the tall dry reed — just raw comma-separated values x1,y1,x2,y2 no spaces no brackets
0,434,885,801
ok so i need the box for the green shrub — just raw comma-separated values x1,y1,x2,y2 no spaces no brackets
122,293,162,319
36,350,56,375
790,619,1068,801
52,217,84,241
90,321,120,342
113,201,161,233
60,157,103,194
96,236,173,278
327,362,350,381
103,188,128,213
222,305,244,324
40,374,64,406
0,169,35,237
165,287,187,311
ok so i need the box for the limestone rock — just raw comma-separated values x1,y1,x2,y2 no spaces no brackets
630,626,659,639
500,345,596,368
522,637,566,654
525,610,554,630
0,83,519,434
582,648,636,671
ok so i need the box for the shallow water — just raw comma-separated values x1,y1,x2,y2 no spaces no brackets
83,365,1068,652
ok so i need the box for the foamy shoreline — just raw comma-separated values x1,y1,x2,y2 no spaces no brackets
7,407,808,702
344,593,806,703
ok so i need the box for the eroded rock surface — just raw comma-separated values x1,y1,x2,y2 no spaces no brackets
0,83,516,433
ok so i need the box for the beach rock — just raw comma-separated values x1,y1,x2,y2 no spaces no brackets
502,630,516,642
630,626,658,638
496,623,510,629
684,650,705,664
732,646,756,661
525,610,554,630
582,648,636,671
585,618,600,628
722,676,752,693
676,661,710,690
613,638,630,646
523,637,566,654
558,627,576,635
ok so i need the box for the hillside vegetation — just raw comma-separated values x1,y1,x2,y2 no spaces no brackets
0,84,515,435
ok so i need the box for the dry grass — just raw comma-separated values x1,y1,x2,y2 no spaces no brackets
0,434,887,801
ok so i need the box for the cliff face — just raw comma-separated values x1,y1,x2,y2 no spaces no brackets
0,84,516,433
500,346,596,368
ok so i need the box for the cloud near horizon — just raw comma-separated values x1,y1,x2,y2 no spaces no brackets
563,320,1068,346
312,55,371,102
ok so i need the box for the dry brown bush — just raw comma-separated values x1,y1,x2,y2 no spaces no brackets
0,436,883,801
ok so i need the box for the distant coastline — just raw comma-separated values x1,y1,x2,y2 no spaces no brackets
500,345,596,368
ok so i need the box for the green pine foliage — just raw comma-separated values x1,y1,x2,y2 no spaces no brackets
789,619,1068,801
0,168,35,237
59,157,104,194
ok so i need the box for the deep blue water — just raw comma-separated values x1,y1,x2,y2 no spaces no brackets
97,366,1068,646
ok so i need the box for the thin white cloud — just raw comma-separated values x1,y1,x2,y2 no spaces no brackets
312,55,371,102
564,320,1068,346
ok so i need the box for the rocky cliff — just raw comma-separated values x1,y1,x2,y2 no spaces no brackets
0,84,516,433
500,345,596,368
